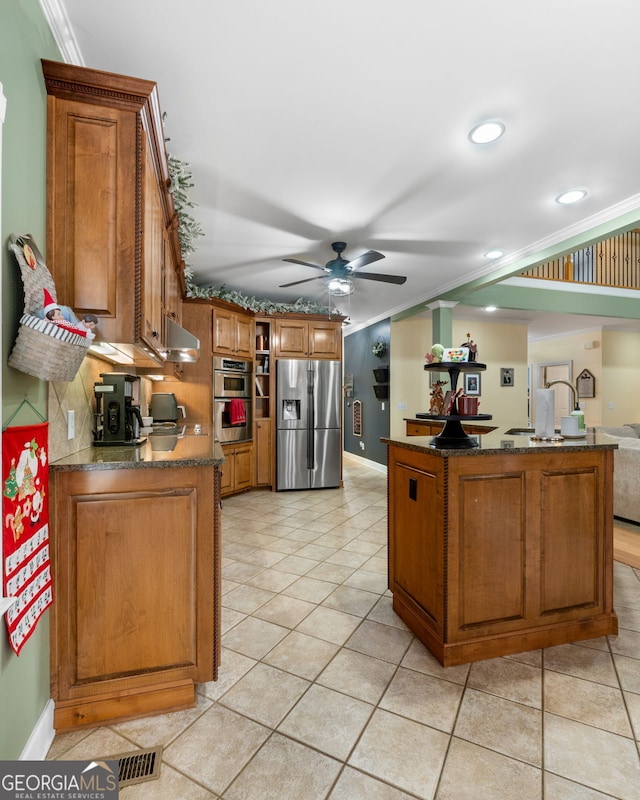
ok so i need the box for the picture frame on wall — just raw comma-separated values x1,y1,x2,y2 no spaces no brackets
500,368,515,387
576,368,595,398
464,372,481,396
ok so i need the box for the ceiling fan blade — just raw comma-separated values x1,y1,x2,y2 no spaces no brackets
346,249,385,271
279,276,326,288
353,271,407,285
283,257,326,271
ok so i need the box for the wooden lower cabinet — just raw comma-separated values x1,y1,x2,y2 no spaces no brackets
220,442,254,496
254,419,273,487
49,465,221,732
387,442,617,666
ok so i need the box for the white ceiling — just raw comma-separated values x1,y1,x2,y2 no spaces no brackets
51,0,640,332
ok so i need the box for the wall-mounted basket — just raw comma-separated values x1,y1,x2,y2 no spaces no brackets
373,384,389,400
7,234,91,382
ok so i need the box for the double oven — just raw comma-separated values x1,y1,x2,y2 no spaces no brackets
213,357,253,443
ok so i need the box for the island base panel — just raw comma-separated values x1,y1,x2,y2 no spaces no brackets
53,679,196,733
393,591,617,666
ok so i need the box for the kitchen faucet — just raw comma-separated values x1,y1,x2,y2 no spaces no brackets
544,379,579,411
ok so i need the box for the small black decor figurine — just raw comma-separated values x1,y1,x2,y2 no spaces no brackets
460,332,478,362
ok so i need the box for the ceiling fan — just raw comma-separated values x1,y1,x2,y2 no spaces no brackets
280,241,407,296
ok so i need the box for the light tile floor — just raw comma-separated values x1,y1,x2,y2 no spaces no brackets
47,457,640,799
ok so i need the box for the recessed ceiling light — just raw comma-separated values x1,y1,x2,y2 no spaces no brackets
468,121,505,145
555,189,587,205
484,249,504,259
485,306,497,312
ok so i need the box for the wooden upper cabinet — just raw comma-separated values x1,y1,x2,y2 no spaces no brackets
164,257,183,327
212,304,253,357
274,317,342,359
141,141,165,351
309,321,342,358
42,59,182,366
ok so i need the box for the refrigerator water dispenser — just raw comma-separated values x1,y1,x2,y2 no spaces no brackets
282,399,301,420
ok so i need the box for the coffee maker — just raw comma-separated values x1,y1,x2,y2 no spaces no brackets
93,373,145,446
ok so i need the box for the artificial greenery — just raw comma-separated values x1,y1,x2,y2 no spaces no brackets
372,339,387,357
183,268,341,316
167,153,204,260
166,129,338,316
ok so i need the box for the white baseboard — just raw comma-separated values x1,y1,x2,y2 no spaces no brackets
344,451,388,474
20,699,55,760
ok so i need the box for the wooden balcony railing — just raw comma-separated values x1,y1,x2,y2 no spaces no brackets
521,230,640,289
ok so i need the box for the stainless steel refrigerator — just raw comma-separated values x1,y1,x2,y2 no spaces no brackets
276,359,341,490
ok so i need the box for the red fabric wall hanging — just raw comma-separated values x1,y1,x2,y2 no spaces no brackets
2,422,53,655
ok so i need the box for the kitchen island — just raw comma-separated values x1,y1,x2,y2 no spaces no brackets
384,429,618,666
49,436,224,731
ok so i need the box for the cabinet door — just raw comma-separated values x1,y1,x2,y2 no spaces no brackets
255,419,272,487
141,143,165,353
164,256,182,326
220,444,254,495
46,97,137,341
49,467,217,730
234,443,254,491
220,445,235,495
275,320,308,357
235,315,254,358
212,308,242,355
309,322,342,359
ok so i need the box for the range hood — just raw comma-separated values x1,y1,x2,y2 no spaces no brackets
162,317,201,362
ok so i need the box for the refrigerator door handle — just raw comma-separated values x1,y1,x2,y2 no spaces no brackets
307,368,314,469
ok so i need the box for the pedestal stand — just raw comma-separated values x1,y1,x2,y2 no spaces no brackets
421,362,491,449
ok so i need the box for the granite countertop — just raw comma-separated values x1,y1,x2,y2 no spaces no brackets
50,433,225,472
383,427,618,457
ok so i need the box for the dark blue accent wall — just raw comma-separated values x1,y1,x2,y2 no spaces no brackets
343,319,390,465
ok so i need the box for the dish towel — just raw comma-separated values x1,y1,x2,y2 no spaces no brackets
229,398,246,426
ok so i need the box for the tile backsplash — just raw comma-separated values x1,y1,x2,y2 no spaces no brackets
47,357,154,462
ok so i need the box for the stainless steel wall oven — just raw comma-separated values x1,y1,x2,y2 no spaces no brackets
213,357,253,442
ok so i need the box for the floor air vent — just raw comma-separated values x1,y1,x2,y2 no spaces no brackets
115,746,163,788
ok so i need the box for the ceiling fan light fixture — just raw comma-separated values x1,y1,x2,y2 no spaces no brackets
555,188,587,205
325,277,355,297
468,120,505,145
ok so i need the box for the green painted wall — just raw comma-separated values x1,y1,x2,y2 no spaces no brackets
1,0,61,759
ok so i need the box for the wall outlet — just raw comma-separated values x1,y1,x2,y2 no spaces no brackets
67,410,75,440
359,441,365,450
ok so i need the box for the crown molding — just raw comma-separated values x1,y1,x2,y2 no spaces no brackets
39,0,85,65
